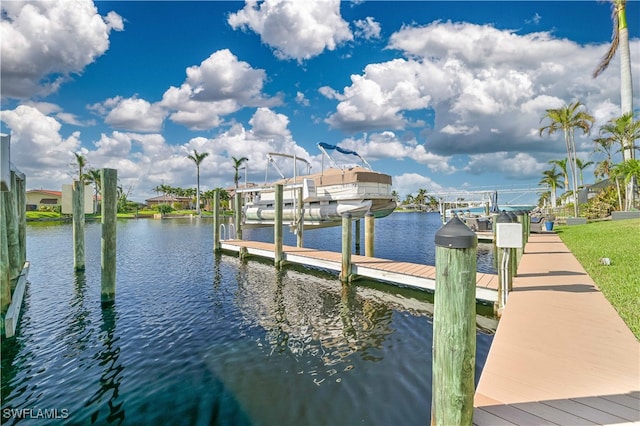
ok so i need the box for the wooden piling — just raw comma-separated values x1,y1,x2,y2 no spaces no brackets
1,189,10,317
340,213,352,283
354,219,361,254
72,180,86,271
274,184,283,268
296,187,304,248
515,211,524,264
432,216,477,426
495,211,512,311
234,192,242,240
5,172,20,280
101,168,117,305
16,175,26,267
365,212,375,257
213,189,221,252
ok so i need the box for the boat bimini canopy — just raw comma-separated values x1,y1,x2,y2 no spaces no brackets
317,142,372,171
266,152,312,182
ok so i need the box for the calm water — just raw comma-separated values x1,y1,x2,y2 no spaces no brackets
2,212,494,425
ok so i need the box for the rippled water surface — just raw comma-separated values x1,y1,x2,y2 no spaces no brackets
2,213,494,425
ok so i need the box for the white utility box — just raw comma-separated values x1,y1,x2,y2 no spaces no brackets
62,184,95,214
496,223,523,248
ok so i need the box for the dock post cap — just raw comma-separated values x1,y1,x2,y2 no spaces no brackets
496,211,513,223
342,212,352,218
435,216,477,249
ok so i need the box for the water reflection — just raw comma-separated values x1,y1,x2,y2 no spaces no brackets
84,307,125,425
233,263,397,381
8,218,495,425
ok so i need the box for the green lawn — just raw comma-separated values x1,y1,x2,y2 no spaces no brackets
556,219,640,340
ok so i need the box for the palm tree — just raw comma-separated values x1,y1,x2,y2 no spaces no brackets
611,159,640,210
187,149,209,215
391,190,400,204
232,156,248,189
599,113,640,160
415,188,427,208
540,101,595,216
73,152,87,182
404,194,414,206
83,168,101,213
575,158,594,188
539,167,564,208
548,158,569,193
593,0,633,134
598,113,640,208
593,136,616,181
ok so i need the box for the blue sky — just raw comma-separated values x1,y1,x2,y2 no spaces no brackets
1,0,639,204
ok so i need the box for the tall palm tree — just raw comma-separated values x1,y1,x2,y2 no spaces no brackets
540,101,595,217
548,158,569,193
593,136,616,180
415,188,427,207
599,113,640,208
539,167,564,208
575,158,594,188
187,149,209,215
599,113,640,160
593,0,633,136
232,156,248,189
73,152,87,182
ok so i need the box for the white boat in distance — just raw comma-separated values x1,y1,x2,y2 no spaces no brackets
238,143,396,228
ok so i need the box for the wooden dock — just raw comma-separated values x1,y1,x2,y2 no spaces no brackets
473,233,640,425
220,240,499,303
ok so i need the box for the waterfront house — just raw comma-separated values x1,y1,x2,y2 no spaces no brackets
145,194,192,209
26,189,62,211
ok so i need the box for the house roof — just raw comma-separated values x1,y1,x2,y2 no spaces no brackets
145,195,191,203
27,189,62,197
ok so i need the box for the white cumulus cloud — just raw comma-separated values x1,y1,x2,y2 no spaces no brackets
228,0,353,61
1,0,123,98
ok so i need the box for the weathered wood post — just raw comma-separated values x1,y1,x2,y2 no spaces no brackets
0,179,10,318
495,218,523,314
5,171,20,281
296,187,304,248
274,184,284,268
515,210,524,264
234,192,242,240
72,180,86,271
365,211,375,257
432,216,477,426
213,189,221,252
101,168,117,306
506,212,517,288
354,219,361,255
16,175,26,267
495,211,512,311
340,213,353,283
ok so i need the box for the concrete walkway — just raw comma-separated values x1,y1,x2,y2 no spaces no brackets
474,233,640,425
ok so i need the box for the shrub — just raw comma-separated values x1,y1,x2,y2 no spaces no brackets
156,204,174,214
584,186,619,219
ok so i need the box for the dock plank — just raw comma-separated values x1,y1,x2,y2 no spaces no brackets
474,233,640,425
220,240,498,302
